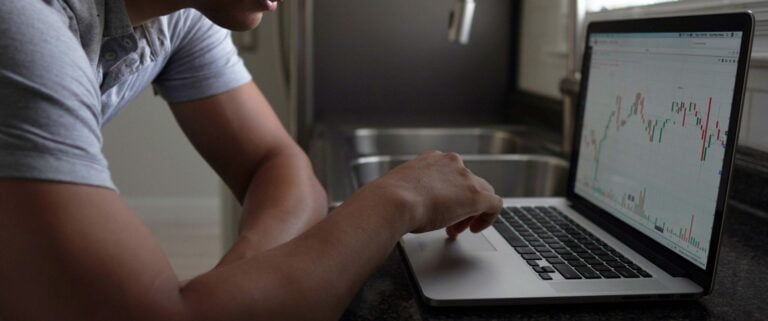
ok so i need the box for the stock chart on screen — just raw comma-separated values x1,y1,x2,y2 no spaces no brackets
575,32,742,268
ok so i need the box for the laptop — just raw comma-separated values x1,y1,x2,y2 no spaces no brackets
400,12,754,306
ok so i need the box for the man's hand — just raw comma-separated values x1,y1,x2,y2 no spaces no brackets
348,151,503,238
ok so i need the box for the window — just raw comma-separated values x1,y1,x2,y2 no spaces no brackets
586,0,679,12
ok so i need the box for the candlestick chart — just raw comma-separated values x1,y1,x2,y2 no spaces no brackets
574,37,739,268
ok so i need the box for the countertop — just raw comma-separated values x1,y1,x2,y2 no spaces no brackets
340,205,768,321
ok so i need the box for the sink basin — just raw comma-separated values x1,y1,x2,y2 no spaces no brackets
347,127,555,157
310,126,564,203
351,154,568,198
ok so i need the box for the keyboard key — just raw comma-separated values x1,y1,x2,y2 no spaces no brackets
534,231,552,238
508,240,529,247
508,207,524,214
585,258,603,265
539,273,553,280
515,247,536,254
567,260,586,267
533,266,546,273
637,270,652,278
591,264,611,271
540,252,559,259
564,241,579,248
575,266,602,279
628,264,643,271
546,258,565,264
522,254,542,260
506,240,528,247
599,270,621,279
614,268,640,278
543,238,561,245
576,252,596,259
607,261,626,268
571,247,588,253
524,236,540,242
549,243,565,249
529,241,546,247
561,254,579,261
494,223,528,247
541,266,555,273
534,246,550,252
599,255,618,262
583,243,600,249
553,264,583,279
526,260,539,267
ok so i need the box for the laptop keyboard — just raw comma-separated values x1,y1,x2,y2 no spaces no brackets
493,206,652,280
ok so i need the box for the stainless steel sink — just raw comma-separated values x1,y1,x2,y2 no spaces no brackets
351,154,568,198
310,126,565,203
346,127,558,157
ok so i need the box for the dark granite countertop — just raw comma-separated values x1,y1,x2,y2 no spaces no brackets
341,206,768,321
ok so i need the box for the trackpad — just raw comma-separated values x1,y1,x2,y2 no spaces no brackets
445,232,497,253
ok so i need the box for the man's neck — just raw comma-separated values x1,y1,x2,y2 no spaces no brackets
123,0,186,26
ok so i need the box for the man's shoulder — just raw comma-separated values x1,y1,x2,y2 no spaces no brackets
1,1,64,27
0,0,85,51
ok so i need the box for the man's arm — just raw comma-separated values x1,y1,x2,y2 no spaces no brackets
0,152,502,321
169,82,327,260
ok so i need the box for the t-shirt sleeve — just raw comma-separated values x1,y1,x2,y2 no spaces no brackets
154,10,252,104
0,1,114,189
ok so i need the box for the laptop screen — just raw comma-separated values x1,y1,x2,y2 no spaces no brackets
574,31,743,269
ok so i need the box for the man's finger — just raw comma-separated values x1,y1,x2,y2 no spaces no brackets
446,217,473,239
469,193,503,233
472,175,495,195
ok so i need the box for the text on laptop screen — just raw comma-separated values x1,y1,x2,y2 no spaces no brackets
575,32,742,268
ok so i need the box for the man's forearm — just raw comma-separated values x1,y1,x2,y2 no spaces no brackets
219,147,328,264
181,182,411,321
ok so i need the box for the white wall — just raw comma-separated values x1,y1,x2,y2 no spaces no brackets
102,89,221,203
517,0,569,99
102,89,224,278
740,66,768,150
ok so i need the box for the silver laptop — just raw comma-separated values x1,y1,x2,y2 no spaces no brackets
400,12,754,306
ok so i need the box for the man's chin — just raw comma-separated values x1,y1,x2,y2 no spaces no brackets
211,12,264,31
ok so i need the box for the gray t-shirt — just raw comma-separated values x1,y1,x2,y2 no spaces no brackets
0,0,252,190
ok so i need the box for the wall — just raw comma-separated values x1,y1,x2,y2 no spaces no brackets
517,0,569,99
101,89,223,278
102,89,221,206
313,0,512,123
740,62,768,150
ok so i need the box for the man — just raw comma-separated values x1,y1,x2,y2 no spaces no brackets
0,0,502,320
